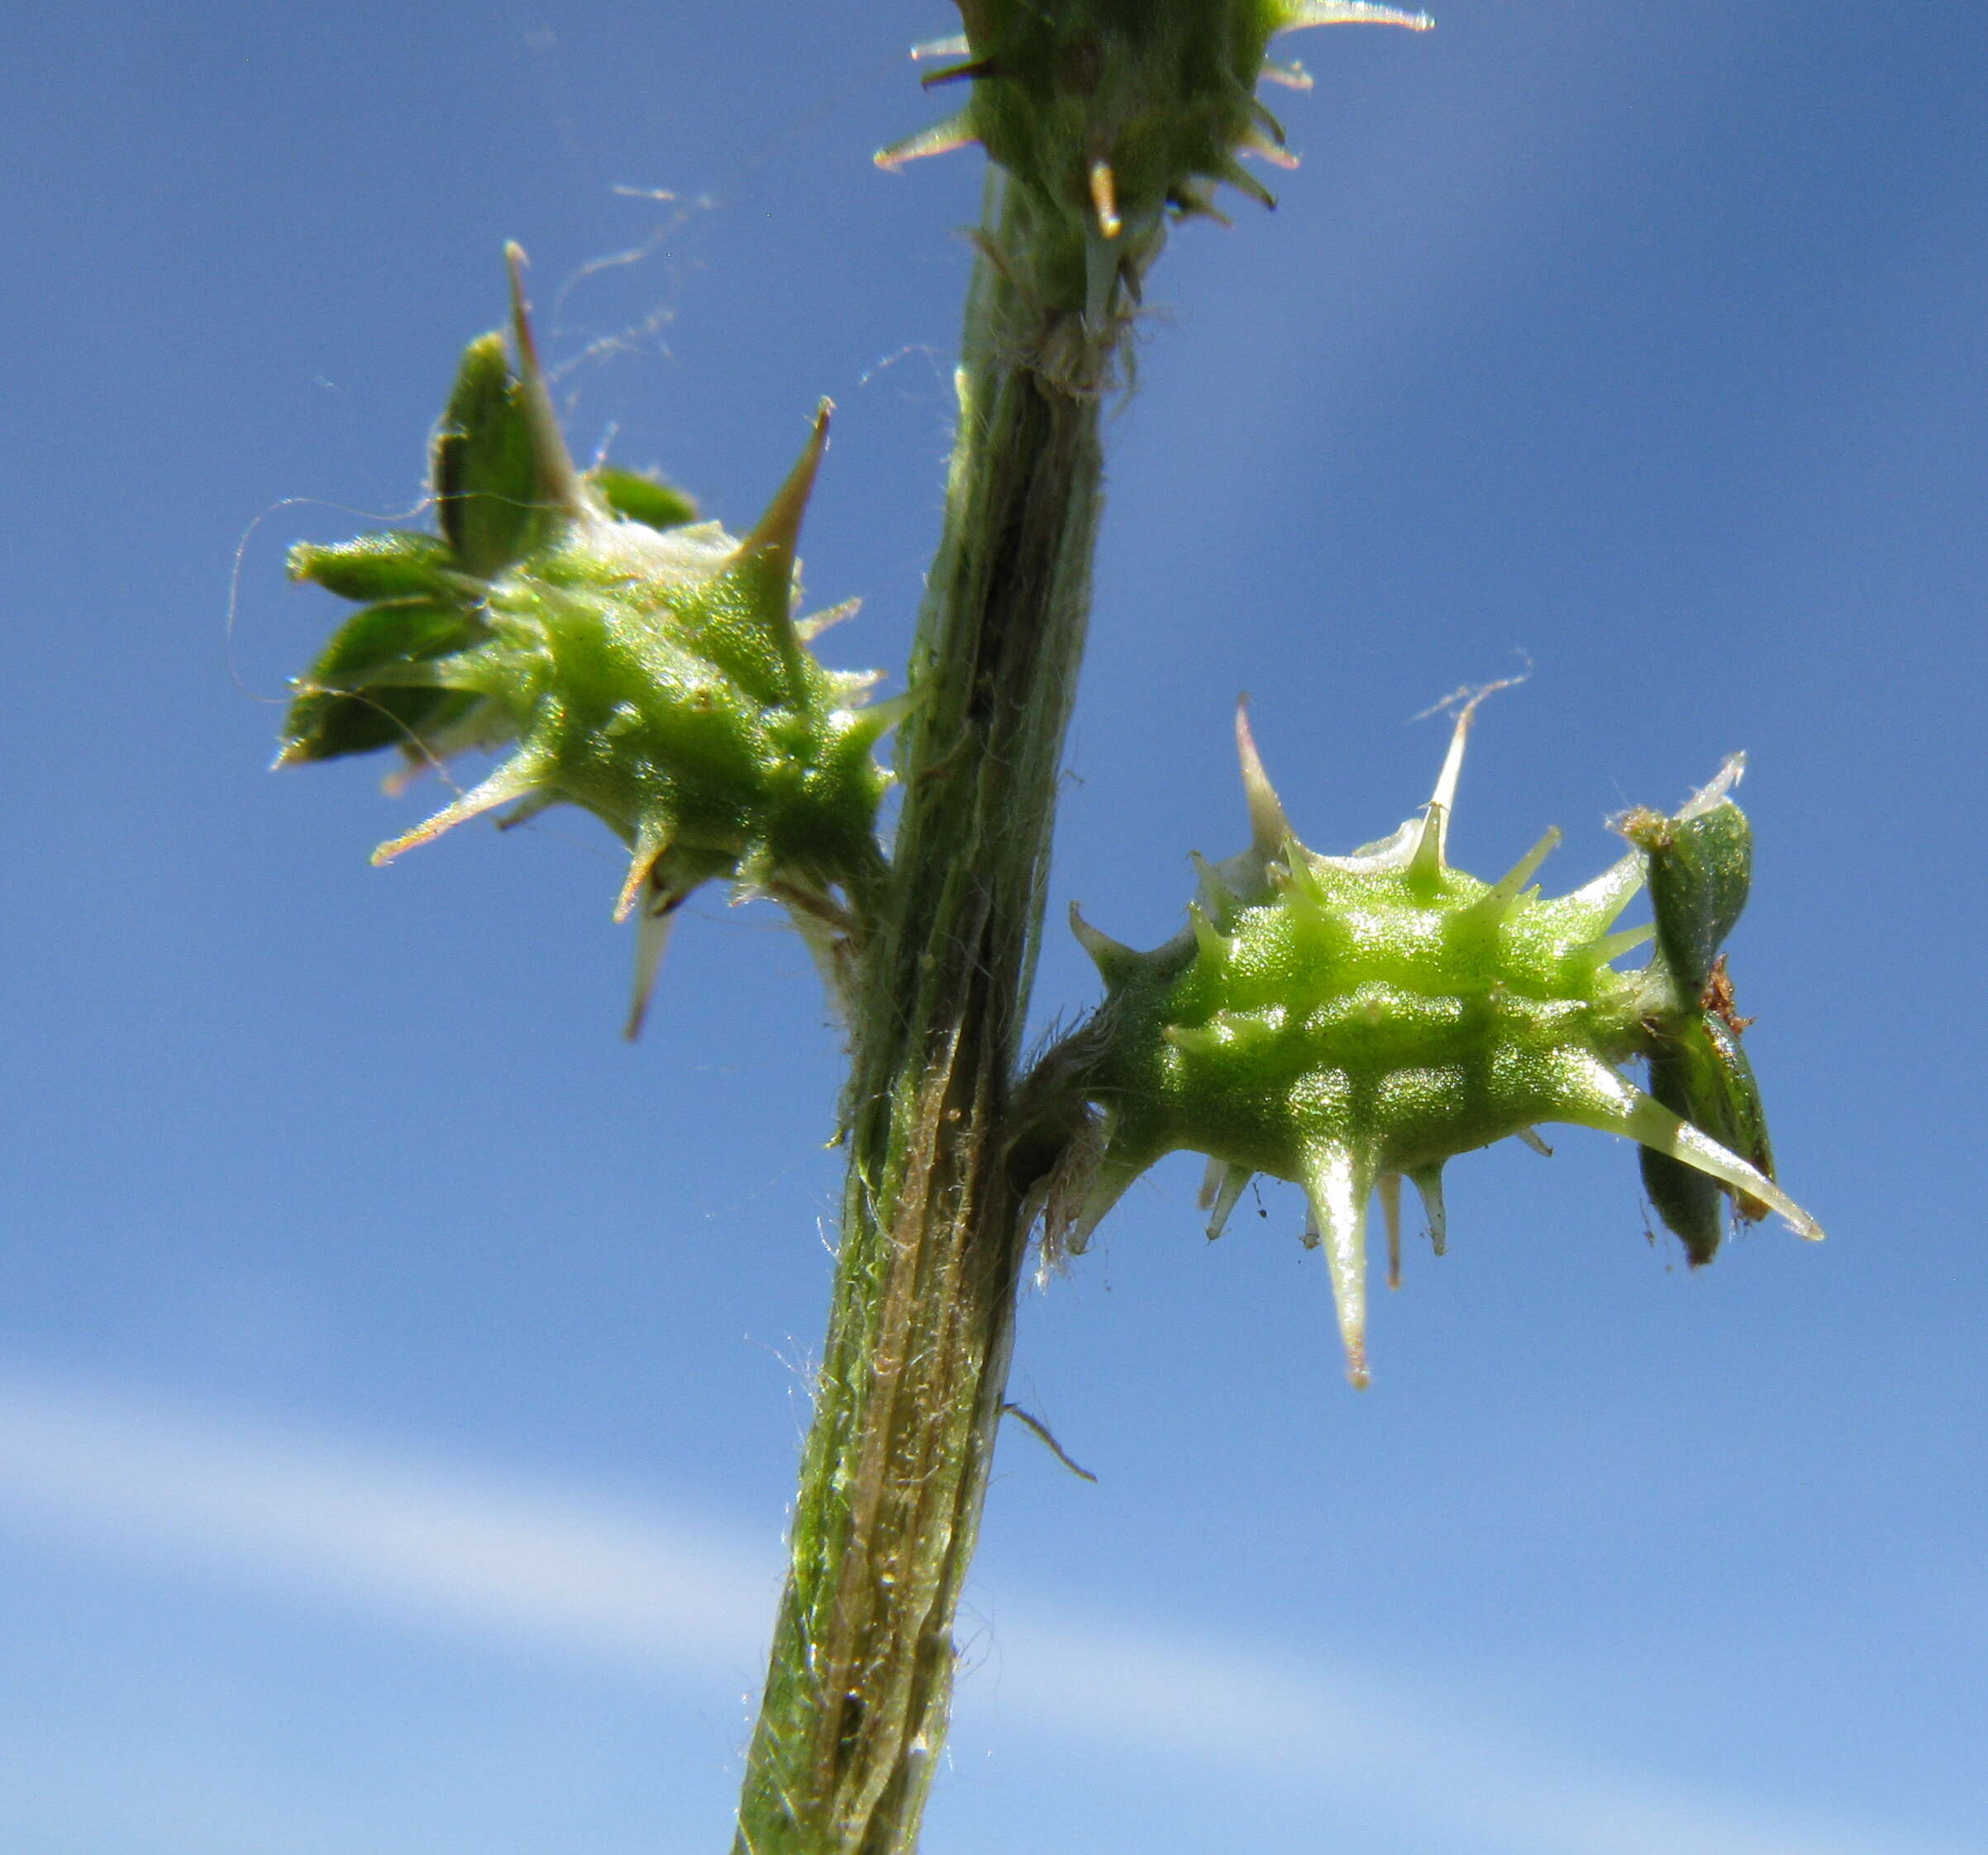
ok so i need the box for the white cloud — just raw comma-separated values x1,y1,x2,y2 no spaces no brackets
985,1612,1944,1855
0,1372,777,1676
0,1373,1954,1855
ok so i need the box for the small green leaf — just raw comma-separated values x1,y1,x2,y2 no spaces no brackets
1703,1013,1775,1201
280,598,484,763
1640,1037,1726,1266
1640,1012,1776,1263
282,683,484,765
1623,790,1752,1002
589,466,698,532
431,332,541,578
288,531,458,603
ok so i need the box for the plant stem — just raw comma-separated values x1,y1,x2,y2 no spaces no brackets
732,177,1121,1855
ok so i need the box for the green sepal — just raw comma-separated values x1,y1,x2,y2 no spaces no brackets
1702,1013,1776,1206
288,531,460,603
1641,1028,1726,1266
588,466,698,532
1622,773,1752,1001
432,331,542,578
279,598,488,763
1640,1013,1776,1264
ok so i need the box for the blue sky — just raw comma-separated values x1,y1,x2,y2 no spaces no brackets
2,4,1984,1852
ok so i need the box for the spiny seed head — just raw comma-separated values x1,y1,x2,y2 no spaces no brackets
883,2,1432,327
279,248,901,1034
1056,697,1819,1389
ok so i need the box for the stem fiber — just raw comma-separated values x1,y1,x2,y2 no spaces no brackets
732,179,1118,1855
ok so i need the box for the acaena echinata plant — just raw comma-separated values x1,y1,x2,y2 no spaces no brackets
275,5,1819,1852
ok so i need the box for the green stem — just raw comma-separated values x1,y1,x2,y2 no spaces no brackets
732,178,1120,1855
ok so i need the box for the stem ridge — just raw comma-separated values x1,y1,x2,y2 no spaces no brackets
732,180,1113,1855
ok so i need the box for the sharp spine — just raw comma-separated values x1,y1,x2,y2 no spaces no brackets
371,756,545,865
1087,159,1123,239
1409,1162,1447,1255
875,114,978,171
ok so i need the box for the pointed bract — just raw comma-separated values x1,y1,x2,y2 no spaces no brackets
1070,902,1142,988
1234,698,1291,860
1217,158,1279,212
503,244,591,522
738,401,832,595
1485,827,1561,908
1578,923,1656,968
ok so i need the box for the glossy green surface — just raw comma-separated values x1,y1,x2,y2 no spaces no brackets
1056,710,1818,1385
884,2,1432,325
281,267,899,1030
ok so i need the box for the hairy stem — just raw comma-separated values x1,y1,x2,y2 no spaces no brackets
732,179,1120,1855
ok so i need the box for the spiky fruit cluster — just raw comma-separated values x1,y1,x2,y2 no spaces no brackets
1056,700,1820,1387
279,250,901,1032
880,2,1432,325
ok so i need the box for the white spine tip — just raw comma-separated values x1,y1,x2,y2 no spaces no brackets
1380,1172,1404,1290
1234,698,1292,856
1200,1162,1251,1241
1303,1143,1372,1395
499,243,590,516
624,894,680,1041
1241,130,1301,172
1088,160,1123,240
1677,751,1747,820
1409,1164,1448,1257
1566,1059,1824,1245
1070,902,1137,980
875,114,978,172
741,402,832,575
1490,826,1562,903
370,759,543,866
1282,1,1434,31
